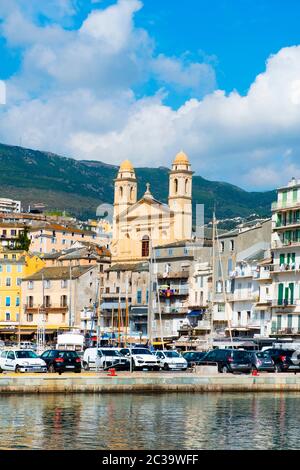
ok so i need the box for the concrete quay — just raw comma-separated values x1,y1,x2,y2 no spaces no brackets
1,371,300,394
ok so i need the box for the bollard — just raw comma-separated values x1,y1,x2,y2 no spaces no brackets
107,368,117,377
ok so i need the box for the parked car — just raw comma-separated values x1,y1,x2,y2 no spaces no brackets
247,351,275,372
263,348,300,372
0,340,5,349
0,349,47,373
40,350,81,374
182,351,207,367
120,347,160,371
200,349,252,374
155,350,188,371
20,341,37,351
82,348,130,370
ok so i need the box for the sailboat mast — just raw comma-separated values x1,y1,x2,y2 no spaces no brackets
147,241,153,345
118,295,121,347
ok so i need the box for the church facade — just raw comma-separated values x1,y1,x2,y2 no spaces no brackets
111,152,193,264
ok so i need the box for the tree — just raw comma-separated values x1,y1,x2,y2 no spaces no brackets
15,228,31,251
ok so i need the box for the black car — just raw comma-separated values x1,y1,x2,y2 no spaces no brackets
182,351,207,367
247,351,275,372
40,350,82,374
263,348,299,372
200,349,252,374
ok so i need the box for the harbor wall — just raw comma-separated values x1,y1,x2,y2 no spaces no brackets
1,373,300,393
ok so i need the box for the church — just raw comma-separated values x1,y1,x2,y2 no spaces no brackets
111,151,193,263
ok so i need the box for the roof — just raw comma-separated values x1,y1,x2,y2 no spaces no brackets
242,249,266,263
108,262,149,273
120,160,134,171
23,265,95,281
29,223,96,236
174,151,189,164
155,240,193,249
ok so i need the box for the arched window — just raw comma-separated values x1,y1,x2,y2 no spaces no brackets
130,186,134,201
142,235,150,257
174,178,178,194
185,178,189,194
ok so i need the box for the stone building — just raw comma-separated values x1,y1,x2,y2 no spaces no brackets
111,152,193,264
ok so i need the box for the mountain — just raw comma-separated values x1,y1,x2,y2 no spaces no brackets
0,143,276,222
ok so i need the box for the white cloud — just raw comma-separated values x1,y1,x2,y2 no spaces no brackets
0,81,6,104
1,1,300,190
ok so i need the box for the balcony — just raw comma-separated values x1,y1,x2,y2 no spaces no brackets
231,269,259,279
271,328,300,336
270,264,299,274
272,201,300,211
271,240,300,249
159,287,189,297
233,293,260,302
275,220,300,230
25,304,68,312
160,306,188,314
196,320,211,330
272,299,299,309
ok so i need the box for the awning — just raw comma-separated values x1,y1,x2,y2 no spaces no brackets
188,310,203,317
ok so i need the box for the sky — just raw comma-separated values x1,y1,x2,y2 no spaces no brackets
1,0,300,190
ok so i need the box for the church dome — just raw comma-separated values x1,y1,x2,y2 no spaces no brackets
174,151,189,165
120,159,134,171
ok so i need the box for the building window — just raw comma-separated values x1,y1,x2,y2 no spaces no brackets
0,265,2,272
44,280,51,289
137,289,142,304
11,230,16,236
5,297,10,307
62,239,66,245
17,265,22,273
142,236,150,257
174,178,178,194
60,295,68,307
27,296,34,308
230,240,235,251
16,278,21,286
12,254,16,260
16,297,20,307
168,249,173,256
27,314,33,322
6,278,11,287
5,312,10,321
51,238,56,244
61,280,68,288
6,265,11,273
44,296,51,307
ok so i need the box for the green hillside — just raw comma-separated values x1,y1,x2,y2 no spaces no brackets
0,143,275,221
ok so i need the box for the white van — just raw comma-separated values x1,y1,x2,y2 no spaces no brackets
82,348,130,370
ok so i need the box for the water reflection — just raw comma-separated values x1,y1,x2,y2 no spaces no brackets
0,393,300,449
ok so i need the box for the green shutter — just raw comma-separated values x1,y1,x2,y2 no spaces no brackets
287,253,291,265
289,283,294,305
277,315,282,330
282,191,287,206
288,314,293,329
292,253,296,264
293,189,298,203
278,283,284,306
280,254,285,266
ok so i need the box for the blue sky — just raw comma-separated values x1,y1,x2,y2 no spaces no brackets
1,0,300,190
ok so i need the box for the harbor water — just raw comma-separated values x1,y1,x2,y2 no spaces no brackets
1,392,300,450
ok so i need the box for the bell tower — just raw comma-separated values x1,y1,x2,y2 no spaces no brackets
113,160,137,239
168,151,193,240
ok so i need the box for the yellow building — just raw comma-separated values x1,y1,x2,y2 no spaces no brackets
0,249,45,336
111,151,193,263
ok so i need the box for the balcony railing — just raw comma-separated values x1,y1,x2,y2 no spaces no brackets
271,328,300,335
272,201,300,211
160,306,188,314
25,304,69,311
272,240,300,249
270,264,299,273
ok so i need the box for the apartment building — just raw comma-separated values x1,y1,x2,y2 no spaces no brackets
213,219,271,337
29,224,98,253
100,262,149,340
270,177,300,337
21,264,100,339
0,198,21,213
0,249,45,338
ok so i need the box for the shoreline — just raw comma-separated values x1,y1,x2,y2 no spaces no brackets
1,371,300,394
